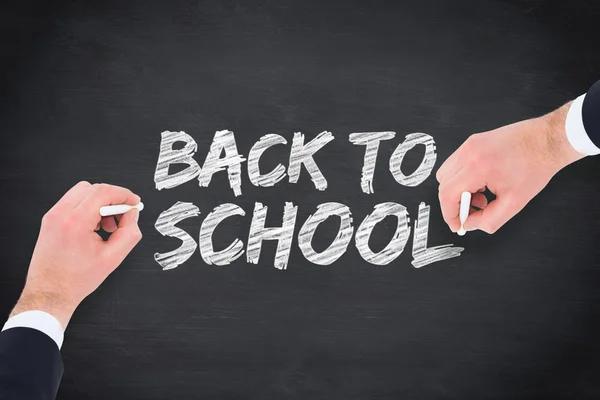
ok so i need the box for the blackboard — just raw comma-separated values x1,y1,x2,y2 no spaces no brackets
2,0,600,398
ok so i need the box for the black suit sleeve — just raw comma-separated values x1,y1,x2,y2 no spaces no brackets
0,327,63,400
582,79,600,148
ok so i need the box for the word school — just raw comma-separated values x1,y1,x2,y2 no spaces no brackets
153,130,464,270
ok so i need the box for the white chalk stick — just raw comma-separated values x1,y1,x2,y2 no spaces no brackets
457,192,471,236
100,202,144,217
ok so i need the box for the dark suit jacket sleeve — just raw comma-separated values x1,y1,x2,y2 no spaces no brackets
0,327,63,400
582,79,600,147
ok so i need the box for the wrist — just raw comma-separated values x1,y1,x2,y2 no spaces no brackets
538,101,585,173
10,288,77,330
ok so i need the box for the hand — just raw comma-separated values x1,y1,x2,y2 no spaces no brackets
10,182,143,329
436,102,584,234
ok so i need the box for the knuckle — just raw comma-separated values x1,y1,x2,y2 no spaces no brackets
130,227,143,241
470,151,487,168
463,134,481,153
482,221,498,234
465,136,488,164
438,186,451,203
462,136,475,150
63,213,82,228
92,183,111,194
77,180,91,188
41,211,57,225
469,132,482,142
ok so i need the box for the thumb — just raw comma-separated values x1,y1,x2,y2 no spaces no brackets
104,209,142,268
464,196,515,234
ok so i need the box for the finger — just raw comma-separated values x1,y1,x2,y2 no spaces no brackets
101,216,118,233
103,209,142,271
471,192,488,209
110,210,127,229
95,222,101,231
464,195,516,234
48,181,92,214
75,184,141,230
438,172,486,232
436,150,461,184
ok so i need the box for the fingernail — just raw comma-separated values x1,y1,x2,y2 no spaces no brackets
133,209,140,223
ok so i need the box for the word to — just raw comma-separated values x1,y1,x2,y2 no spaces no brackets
152,130,464,270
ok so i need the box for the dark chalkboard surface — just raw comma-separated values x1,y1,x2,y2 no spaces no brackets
2,0,600,398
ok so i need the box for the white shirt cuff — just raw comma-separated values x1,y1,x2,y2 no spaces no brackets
565,93,600,156
2,310,64,349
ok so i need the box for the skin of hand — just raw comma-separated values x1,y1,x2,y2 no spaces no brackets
436,102,584,234
9,182,143,329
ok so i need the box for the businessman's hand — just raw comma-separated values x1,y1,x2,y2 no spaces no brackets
436,103,583,234
10,182,142,329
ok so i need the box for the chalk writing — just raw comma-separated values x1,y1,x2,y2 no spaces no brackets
153,130,464,271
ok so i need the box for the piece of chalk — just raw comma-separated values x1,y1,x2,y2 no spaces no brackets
457,192,471,236
99,202,144,217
